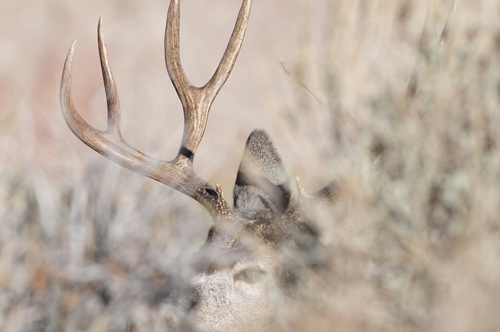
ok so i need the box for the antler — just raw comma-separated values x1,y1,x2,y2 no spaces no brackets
60,0,253,218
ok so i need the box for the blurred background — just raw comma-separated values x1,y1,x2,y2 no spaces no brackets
1,0,500,331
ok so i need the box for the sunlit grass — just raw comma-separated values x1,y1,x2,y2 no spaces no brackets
1,0,500,331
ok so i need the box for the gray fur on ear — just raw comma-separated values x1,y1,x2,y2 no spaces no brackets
233,130,291,216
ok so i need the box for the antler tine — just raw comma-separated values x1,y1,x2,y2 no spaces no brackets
165,0,252,158
61,17,234,218
61,18,141,163
98,17,121,137
206,0,252,97
165,0,191,97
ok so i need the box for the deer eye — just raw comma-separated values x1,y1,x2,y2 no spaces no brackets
234,268,267,284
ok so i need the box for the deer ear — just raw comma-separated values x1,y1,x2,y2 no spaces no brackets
233,130,291,216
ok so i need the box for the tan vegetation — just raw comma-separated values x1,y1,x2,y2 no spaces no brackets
1,0,499,331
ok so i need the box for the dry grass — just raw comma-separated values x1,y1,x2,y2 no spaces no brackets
1,0,500,331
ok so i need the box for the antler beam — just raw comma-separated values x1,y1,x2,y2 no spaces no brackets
60,0,253,218
166,0,252,158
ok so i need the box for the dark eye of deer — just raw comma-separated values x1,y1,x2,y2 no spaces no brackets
234,268,267,284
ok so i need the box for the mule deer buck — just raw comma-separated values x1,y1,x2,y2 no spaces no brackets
61,0,334,330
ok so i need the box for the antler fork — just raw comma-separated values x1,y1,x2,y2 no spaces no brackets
60,0,252,218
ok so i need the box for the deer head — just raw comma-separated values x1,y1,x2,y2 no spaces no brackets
60,0,335,330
